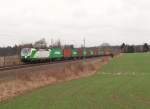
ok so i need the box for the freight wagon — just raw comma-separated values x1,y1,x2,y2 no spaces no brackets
63,48,72,59
71,48,78,58
50,48,63,61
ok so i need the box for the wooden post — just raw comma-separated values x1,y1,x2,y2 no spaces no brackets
3,56,5,67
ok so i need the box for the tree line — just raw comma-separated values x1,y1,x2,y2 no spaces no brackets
0,38,73,56
0,40,150,56
121,43,149,53
0,46,19,56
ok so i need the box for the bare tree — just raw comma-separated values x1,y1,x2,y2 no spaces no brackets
120,43,126,53
33,38,47,48
143,43,149,52
53,39,62,48
64,44,74,48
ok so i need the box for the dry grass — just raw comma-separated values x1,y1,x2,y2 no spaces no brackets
0,57,110,102
0,55,21,67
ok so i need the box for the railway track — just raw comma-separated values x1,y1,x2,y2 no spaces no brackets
0,63,48,71
0,56,106,72
0,55,113,83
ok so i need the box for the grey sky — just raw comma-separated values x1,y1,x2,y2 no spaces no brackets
0,0,150,47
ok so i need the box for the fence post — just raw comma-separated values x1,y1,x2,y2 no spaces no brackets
3,56,5,67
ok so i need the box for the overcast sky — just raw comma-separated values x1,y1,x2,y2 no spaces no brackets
0,0,150,47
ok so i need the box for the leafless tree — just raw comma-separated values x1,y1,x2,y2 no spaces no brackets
33,38,47,48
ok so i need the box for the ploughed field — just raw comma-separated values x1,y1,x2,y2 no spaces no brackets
1,53,150,109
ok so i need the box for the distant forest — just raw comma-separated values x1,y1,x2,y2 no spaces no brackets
120,43,150,53
0,43,33,56
0,46,20,56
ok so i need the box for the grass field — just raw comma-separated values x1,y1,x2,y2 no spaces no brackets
0,53,150,109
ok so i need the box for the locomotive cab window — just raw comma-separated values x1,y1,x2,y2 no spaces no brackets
21,48,31,56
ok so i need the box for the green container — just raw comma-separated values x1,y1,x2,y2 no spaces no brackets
89,50,94,56
82,49,87,57
50,48,63,60
99,50,104,55
72,48,78,57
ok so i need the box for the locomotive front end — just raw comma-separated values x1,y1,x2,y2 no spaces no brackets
21,48,31,62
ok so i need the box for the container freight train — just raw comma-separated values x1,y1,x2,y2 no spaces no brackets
21,47,113,63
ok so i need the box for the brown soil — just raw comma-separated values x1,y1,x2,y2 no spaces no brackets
0,57,110,102
111,94,120,101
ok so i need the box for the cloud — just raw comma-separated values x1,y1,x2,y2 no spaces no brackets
0,0,150,46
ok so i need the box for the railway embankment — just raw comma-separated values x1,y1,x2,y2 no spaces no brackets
0,57,110,102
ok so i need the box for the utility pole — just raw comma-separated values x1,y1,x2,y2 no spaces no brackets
3,56,5,67
83,37,85,48
51,38,54,48
83,37,86,59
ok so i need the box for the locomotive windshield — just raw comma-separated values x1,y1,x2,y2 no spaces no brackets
21,48,31,56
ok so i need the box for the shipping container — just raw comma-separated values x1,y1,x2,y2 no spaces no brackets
49,48,63,60
89,50,94,56
77,48,83,58
82,49,87,57
86,49,91,57
71,48,78,58
99,49,104,56
77,48,87,58
63,48,72,58
93,48,99,56
104,48,111,56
